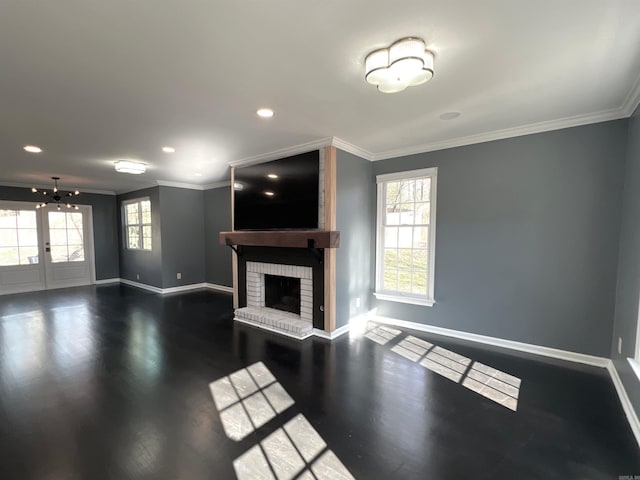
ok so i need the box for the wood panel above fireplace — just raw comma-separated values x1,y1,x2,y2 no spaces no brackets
219,230,340,249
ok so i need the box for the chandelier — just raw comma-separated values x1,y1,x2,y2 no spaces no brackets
365,37,435,93
32,177,80,210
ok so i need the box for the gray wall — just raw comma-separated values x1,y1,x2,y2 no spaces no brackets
371,120,628,357
335,149,374,328
117,187,163,288
0,185,119,280
611,107,640,414
159,186,206,288
204,186,233,287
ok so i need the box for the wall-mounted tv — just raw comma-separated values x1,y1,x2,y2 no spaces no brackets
234,150,319,230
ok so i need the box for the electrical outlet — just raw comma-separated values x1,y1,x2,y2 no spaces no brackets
618,337,622,355
177,273,182,280
136,273,140,280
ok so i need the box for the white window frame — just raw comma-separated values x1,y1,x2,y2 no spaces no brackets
374,167,437,307
122,197,152,251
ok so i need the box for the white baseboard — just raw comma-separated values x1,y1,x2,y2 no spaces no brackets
95,278,120,285
162,283,209,294
119,278,164,293
369,314,609,368
607,360,640,448
367,314,640,448
205,283,234,294
313,322,351,340
119,278,209,295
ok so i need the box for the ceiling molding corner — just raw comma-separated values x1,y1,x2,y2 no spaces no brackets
228,137,334,168
202,180,231,190
156,180,205,190
330,137,375,161
622,73,640,117
115,183,160,195
0,181,116,196
371,107,629,161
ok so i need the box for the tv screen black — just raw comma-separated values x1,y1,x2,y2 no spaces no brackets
234,150,319,230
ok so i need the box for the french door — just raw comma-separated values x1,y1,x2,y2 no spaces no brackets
0,201,95,295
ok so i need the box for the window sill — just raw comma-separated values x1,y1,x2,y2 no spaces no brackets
373,292,435,307
627,358,640,382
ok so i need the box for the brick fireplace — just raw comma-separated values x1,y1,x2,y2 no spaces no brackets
220,145,339,339
235,261,315,338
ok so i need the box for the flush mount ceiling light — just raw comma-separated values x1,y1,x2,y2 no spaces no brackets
162,146,176,153
257,108,275,118
32,177,80,210
24,145,43,153
114,160,146,174
365,37,435,93
267,173,278,179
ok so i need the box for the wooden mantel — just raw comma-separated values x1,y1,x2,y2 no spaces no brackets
219,230,340,249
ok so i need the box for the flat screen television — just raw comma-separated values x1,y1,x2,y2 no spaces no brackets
234,150,319,230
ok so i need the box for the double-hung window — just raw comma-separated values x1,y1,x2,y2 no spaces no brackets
375,167,437,306
123,198,152,250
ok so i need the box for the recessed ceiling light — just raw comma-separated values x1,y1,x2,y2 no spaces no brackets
264,191,275,196
24,145,42,153
439,111,461,120
267,173,278,179
114,160,146,174
257,108,275,118
162,146,176,153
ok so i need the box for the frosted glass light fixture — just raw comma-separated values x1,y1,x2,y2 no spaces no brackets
115,160,146,174
365,37,434,93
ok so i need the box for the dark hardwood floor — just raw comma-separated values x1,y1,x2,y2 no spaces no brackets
0,284,638,479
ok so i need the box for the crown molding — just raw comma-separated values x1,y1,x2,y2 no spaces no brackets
115,183,161,195
227,136,377,168
156,180,206,190
370,106,629,161
202,180,231,190
228,137,335,168
116,179,232,195
225,98,638,168
330,137,375,161
0,181,116,195
622,73,640,117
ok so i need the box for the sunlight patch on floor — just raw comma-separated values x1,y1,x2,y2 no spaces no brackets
381,332,520,411
209,362,295,441
210,362,355,479
233,414,354,480
364,324,402,345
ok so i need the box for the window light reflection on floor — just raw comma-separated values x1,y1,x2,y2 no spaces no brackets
380,330,521,411
209,361,295,441
233,414,354,480
364,324,402,345
210,362,355,480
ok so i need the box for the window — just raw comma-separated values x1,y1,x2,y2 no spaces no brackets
123,198,152,250
0,209,39,266
375,167,437,306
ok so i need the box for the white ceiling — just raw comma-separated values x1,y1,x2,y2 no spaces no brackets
1,0,639,194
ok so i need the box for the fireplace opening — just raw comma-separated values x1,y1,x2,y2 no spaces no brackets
265,275,301,315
